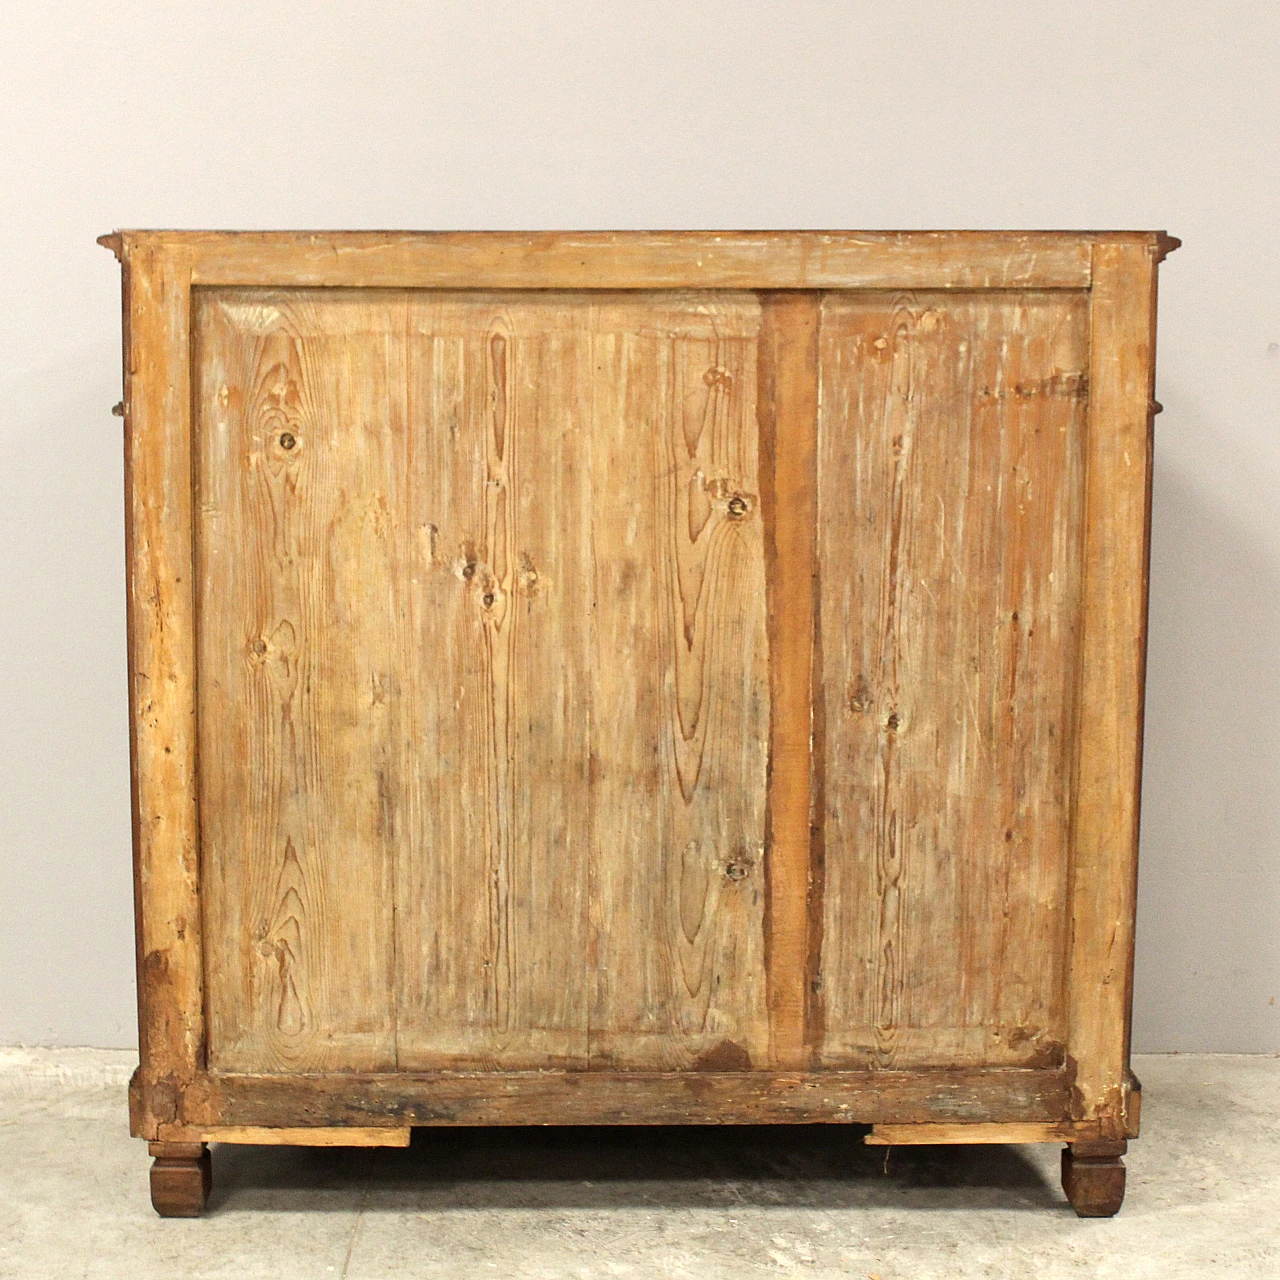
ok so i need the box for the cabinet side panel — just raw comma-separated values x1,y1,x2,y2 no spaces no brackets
197,290,404,1071
816,290,1088,1069
587,295,771,1070
126,243,204,1130
394,293,594,1069
1066,243,1158,1131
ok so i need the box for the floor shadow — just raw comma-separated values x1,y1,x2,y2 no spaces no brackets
207,1125,1064,1214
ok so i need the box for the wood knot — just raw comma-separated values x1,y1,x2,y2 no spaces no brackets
848,675,872,713
886,712,900,731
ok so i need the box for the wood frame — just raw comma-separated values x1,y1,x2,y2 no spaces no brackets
104,230,1172,1201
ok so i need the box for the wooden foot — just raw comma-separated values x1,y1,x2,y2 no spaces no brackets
1062,1140,1126,1217
149,1141,212,1217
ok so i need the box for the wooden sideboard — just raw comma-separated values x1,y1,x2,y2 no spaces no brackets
101,229,1176,1217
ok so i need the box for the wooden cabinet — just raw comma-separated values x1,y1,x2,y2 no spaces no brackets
103,230,1175,1218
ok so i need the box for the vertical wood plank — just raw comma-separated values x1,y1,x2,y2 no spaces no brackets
588,294,771,1070
394,293,594,1068
757,293,821,1070
816,290,1089,1069
125,240,203,1132
1067,243,1159,1131
196,291,404,1071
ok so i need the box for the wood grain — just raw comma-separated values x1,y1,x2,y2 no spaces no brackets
124,240,203,1134
196,289,769,1074
108,229,1172,1165
757,294,821,1070
196,291,405,1072
174,1066,1073,1129
816,290,1090,1070
115,230,1122,292
865,1121,1089,1145
1066,241,1159,1133
393,292,595,1069
588,294,770,1070
200,1127,410,1146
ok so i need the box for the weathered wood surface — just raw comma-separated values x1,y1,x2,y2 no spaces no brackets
758,294,821,1071
865,1121,1095,1145
196,290,769,1073
113,230,1133,291
110,230,1172,1163
123,241,205,1134
815,290,1090,1070
1066,241,1159,1133
392,293,596,1070
172,1066,1072,1130
197,291,403,1072
587,294,770,1070
200,1126,410,1146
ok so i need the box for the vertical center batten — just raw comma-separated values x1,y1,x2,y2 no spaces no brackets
758,292,822,1070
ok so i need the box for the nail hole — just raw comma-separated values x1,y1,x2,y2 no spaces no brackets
886,712,900,731
727,495,749,519
725,861,749,882
461,562,476,580
482,592,495,608
279,432,296,450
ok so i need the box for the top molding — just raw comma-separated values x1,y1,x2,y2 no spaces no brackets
97,230,1178,292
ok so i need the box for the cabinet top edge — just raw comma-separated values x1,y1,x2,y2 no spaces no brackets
97,230,1179,289
99,228,1177,246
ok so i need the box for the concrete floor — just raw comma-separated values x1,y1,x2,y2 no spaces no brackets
1,1051,1277,1278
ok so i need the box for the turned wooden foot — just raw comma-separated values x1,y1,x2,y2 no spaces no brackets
149,1142,212,1217
1062,1140,1126,1217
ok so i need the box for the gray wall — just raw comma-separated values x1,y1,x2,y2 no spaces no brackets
1,1,1276,1052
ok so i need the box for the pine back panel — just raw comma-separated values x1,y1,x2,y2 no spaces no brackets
195,289,769,1073
816,290,1089,1069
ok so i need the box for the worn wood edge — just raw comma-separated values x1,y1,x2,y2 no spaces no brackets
1064,240,1158,1138
167,1068,1073,1129
759,293,820,1070
125,239,204,1140
1123,1068,1142,1139
1068,1138,1127,1158
147,1146,204,1167
199,1127,411,1147
866,1121,1106,1145
98,230,1141,290
1121,259,1164,1112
